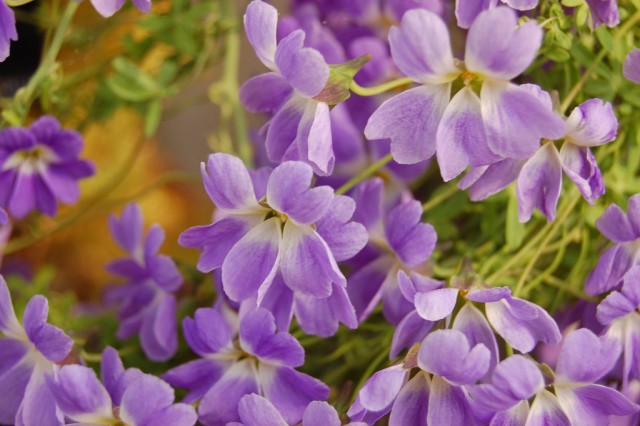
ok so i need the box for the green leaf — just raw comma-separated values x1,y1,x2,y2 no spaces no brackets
314,54,371,105
561,0,583,7
144,100,163,137
595,26,614,52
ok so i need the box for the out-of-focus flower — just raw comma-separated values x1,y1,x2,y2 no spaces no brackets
585,0,620,28
90,0,151,18
365,7,565,180
585,194,640,296
179,153,367,336
624,49,640,84
106,203,182,361
163,308,329,426
0,1,17,62
0,116,95,219
0,208,6,224
0,275,73,426
455,0,539,28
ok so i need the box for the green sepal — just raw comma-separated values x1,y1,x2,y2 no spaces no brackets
314,54,371,105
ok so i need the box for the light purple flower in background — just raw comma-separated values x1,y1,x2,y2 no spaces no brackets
596,265,640,388
0,275,73,426
347,178,438,326
0,1,17,62
585,0,620,28
365,7,565,181
163,308,329,426
585,194,640,296
47,347,197,426
0,207,6,224
90,0,151,18
240,0,337,176
0,116,95,219
623,49,640,84
455,0,539,29
106,203,182,362
230,394,366,426
179,153,367,336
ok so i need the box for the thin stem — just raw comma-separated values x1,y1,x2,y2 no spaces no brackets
422,185,459,212
349,77,414,97
5,0,35,6
335,154,393,195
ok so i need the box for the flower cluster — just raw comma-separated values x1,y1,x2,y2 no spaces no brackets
2,0,640,425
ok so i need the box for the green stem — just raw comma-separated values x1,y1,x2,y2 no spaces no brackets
5,0,35,6
422,184,459,212
349,77,414,97
335,154,393,195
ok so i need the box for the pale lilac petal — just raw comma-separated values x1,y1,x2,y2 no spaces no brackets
391,310,434,358
465,7,542,80
566,99,618,147
516,143,563,222
347,256,394,322
275,30,329,98
357,365,408,413
47,366,112,422
585,244,635,296
418,329,490,385
237,394,287,426
505,0,538,9
596,203,638,243
560,144,604,204
436,87,500,181
9,173,37,219
144,403,197,426
0,208,7,224
198,360,259,425
182,307,233,356
365,84,451,164
265,96,306,163
17,374,63,426
260,365,330,426
623,49,640,84
296,101,335,176
280,223,342,298
585,0,619,28
294,283,358,337
239,309,304,367
109,203,143,255
267,161,333,225
397,270,444,302
389,372,429,426
455,0,497,29
555,385,639,426
302,401,341,426
465,286,511,303
491,355,544,401
139,294,177,362
239,72,292,114
22,296,72,362
0,353,32,424
389,9,458,84
482,81,566,159
119,375,176,426
385,200,437,267
0,1,17,62
414,288,458,321
555,329,620,384
351,178,384,231
427,375,477,426
459,159,524,201
528,390,570,426
452,304,499,381
90,0,126,17
258,273,294,332
101,347,142,406
0,276,20,335
221,218,281,302
485,296,561,353
315,195,368,262
162,359,224,404
489,400,530,426
202,153,260,212
244,0,278,69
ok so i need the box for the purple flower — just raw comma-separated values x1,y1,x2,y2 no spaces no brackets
0,116,95,219
585,194,640,296
230,394,366,426
347,178,438,326
90,0,151,18
624,49,640,84
0,207,6,225
106,203,182,361
47,347,197,426
455,0,539,29
0,0,17,62
179,153,367,336
365,7,565,180
163,308,329,426
585,0,619,28
0,275,73,426
240,0,336,175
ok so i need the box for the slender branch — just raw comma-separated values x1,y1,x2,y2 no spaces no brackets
349,77,414,97
335,154,393,195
